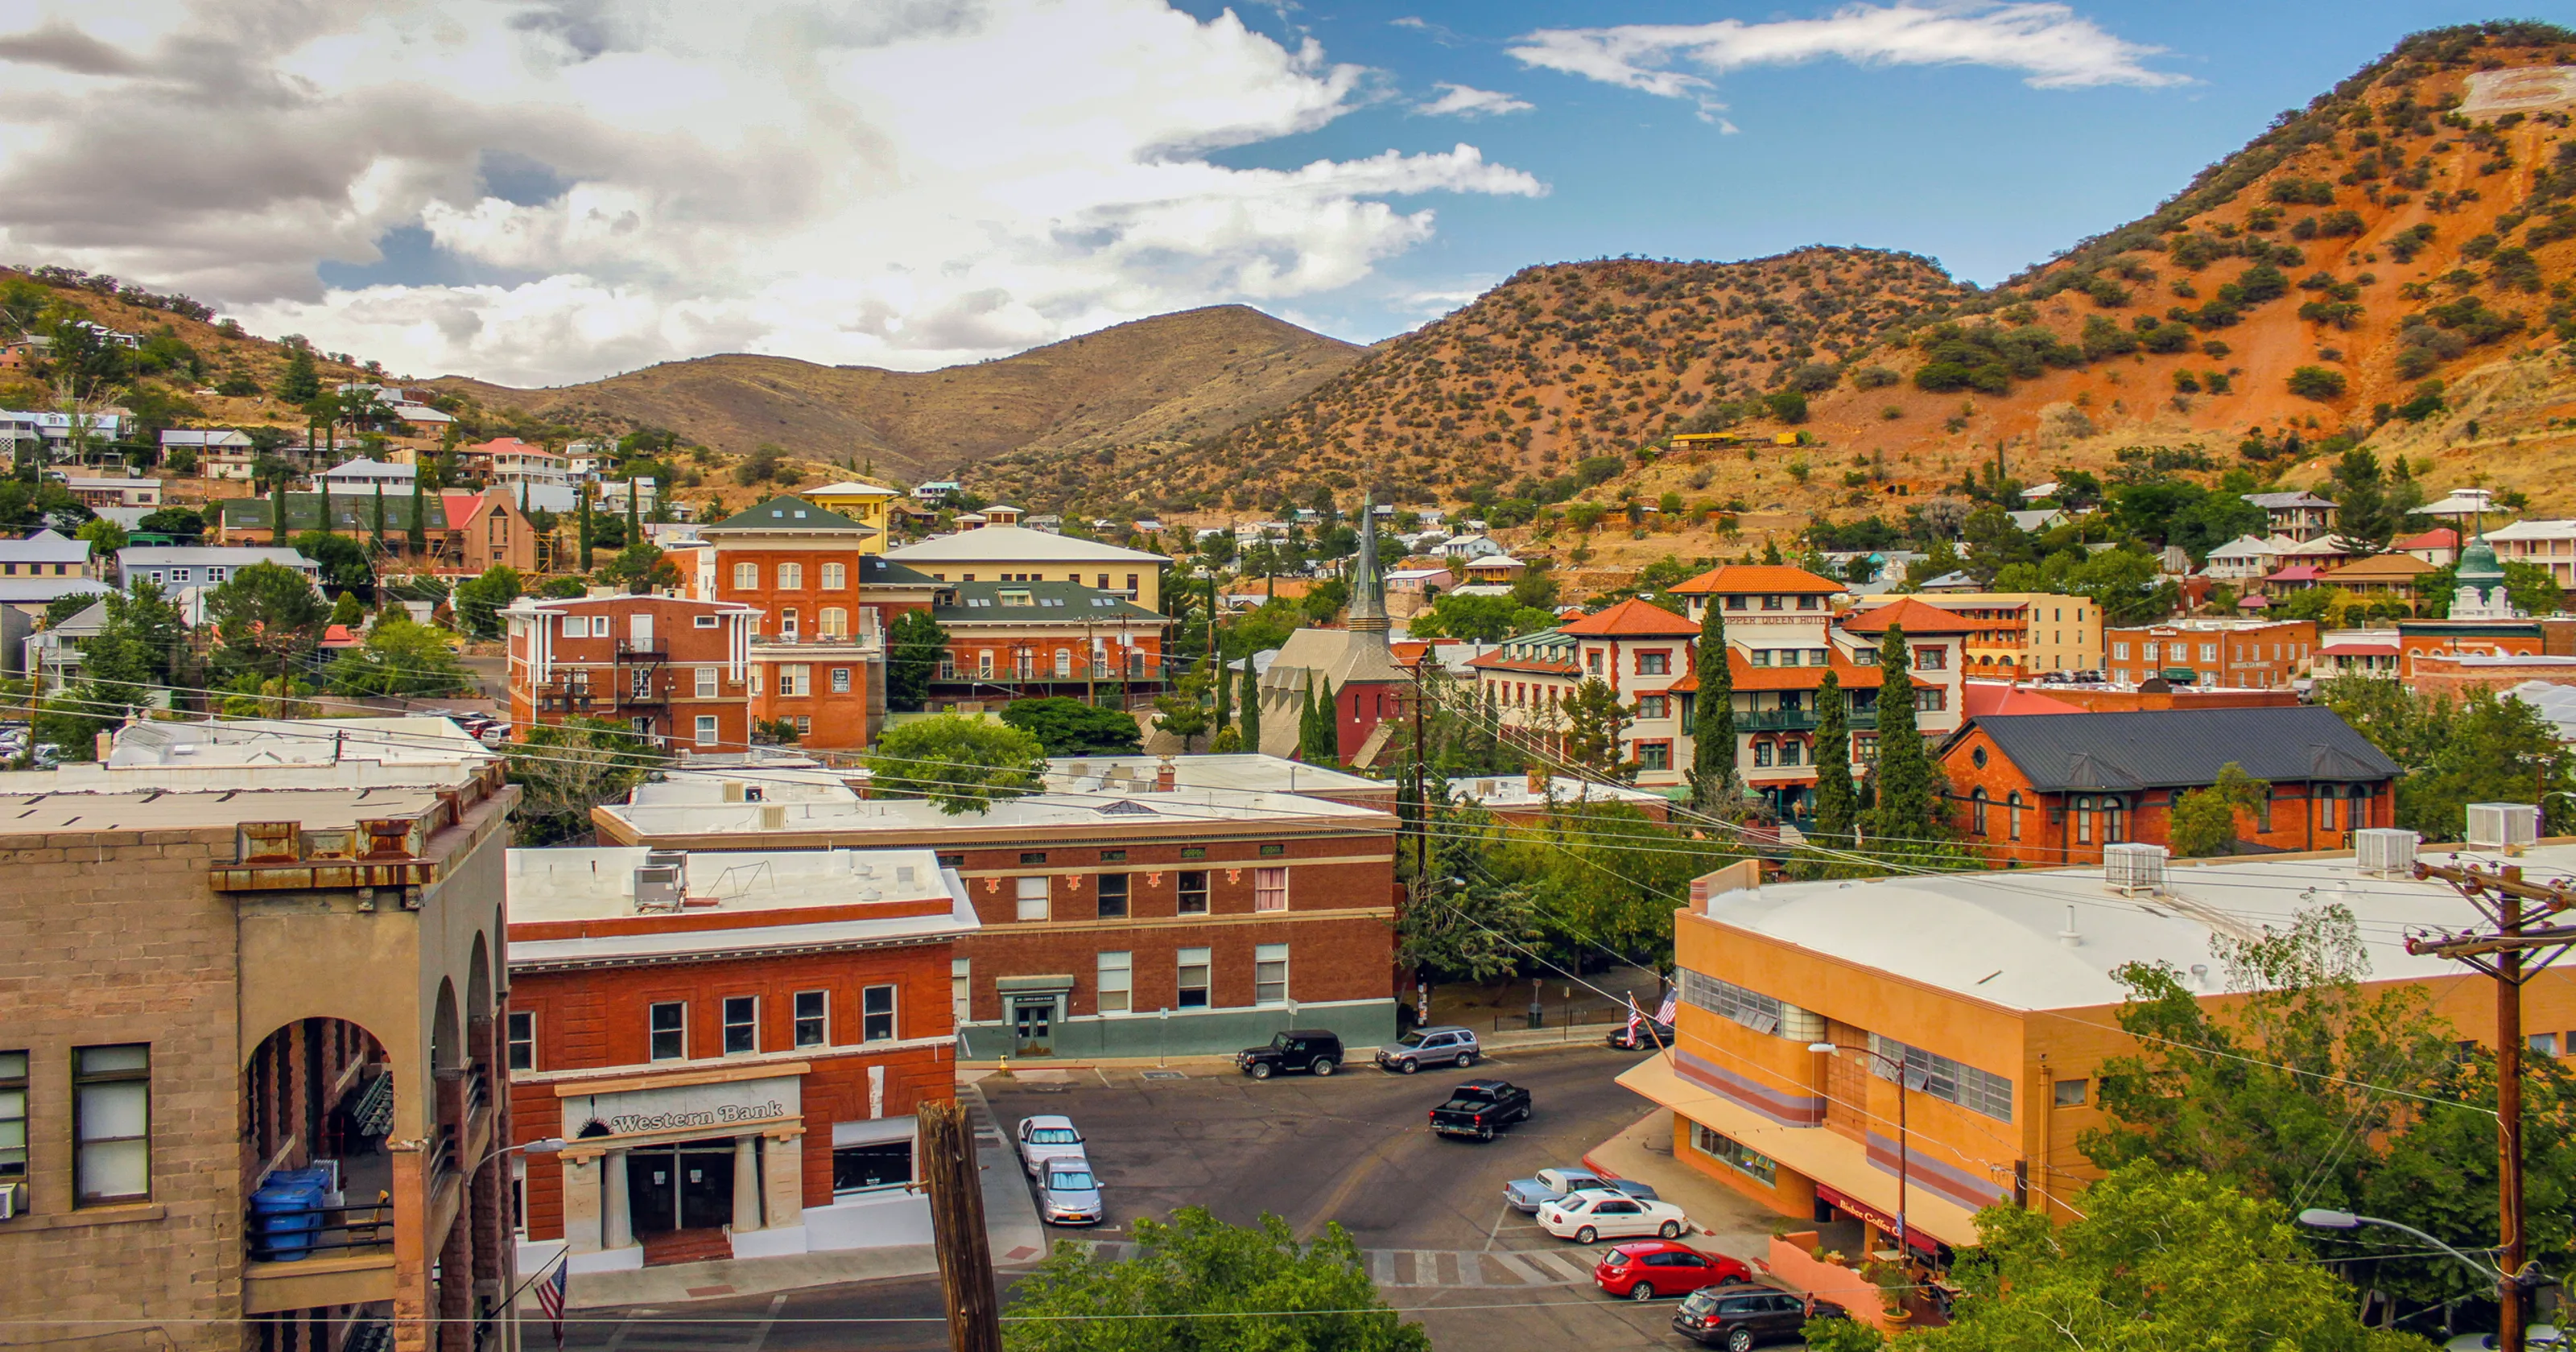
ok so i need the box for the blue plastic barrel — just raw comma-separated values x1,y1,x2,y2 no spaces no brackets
250,1180,324,1261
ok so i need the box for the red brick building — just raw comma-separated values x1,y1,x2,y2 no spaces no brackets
591,780,1402,1057
698,497,884,748
504,593,762,751
506,847,977,1271
1939,706,2401,865
2103,618,2319,688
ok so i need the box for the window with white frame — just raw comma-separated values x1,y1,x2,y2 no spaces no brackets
1096,951,1133,1013
861,985,897,1041
73,1045,150,1205
820,607,848,637
1678,967,1783,1033
778,665,811,697
506,1012,536,1070
1016,876,1049,921
695,715,719,745
696,666,718,698
1254,944,1288,1005
794,991,828,1048
723,996,758,1054
649,1003,687,1061
822,562,848,589
1176,948,1212,1008
733,562,758,589
952,958,972,1023
778,562,804,589
1868,1033,2014,1122
1054,649,1071,678
1,1050,27,1182
1253,867,1286,912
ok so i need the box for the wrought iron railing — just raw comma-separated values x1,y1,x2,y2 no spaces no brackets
346,1072,394,1139
246,1198,396,1263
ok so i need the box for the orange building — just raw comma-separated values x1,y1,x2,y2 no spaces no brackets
699,497,883,748
439,488,543,576
502,593,762,751
2102,617,2318,688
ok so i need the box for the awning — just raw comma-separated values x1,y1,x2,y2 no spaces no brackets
997,974,1075,993
1614,1052,1991,1250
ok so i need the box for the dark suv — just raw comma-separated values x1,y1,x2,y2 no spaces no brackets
1236,1029,1344,1080
1670,1284,1846,1350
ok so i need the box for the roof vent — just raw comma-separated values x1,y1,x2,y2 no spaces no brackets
2103,842,2168,895
760,803,786,831
634,851,686,911
722,780,745,803
2057,904,2083,948
2354,827,2421,876
2467,803,2541,851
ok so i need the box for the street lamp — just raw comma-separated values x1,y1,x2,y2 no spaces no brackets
2296,1208,2505,1284
1811,1041,1909,1262
473,1136,567,1173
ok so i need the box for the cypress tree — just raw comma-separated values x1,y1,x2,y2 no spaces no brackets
407,472,427,558
578,485,595,573
1688,599,1736,810
1813,670,1853,842
1241,668,1263,755
626,476,641,546
1212,650,1232,733
1866,624,1935,843
1310,679,1341,765
371,481,386,546
270,474,289,547
1297,673,1319,761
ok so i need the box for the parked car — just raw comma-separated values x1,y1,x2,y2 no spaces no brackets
1538,1190,1693,1244
1505,1167,1658,1213
1236,1029,1344,1080
1374,1025,1480,1074
1016,1115,1088,1177
1605,1018,1675,1051
1429,1079,1533,1140
2446,1331,2566,1350
1036,1160,1103,1226
1671,1284,1847,1349
1591,1240,1754,1302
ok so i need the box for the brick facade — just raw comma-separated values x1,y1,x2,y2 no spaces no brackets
2103,618,2318,688
700,498,883,749
506,594,760,751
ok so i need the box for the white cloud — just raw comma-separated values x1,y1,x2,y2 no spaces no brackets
1418,83,1532,118
1509,2,2182,118
0,0,1545,384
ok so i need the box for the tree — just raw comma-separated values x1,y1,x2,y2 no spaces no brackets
506,719,663,846
599,541,680,594
1560,678,1635,782
325,616,472,697
73,516,126,562
1878,1162,2421,1352
2330,448,2397,553
1240,665,1264,754
205,560,325,705
2314,676,2573,839
1212,652,1233,736
865,715,1046,815
80,579,188,699
2288,364,2351,400
328,590,367,629
452,566,523,639
885,610,947,712
1688,599,1735,810
2166,761,2269,857
407,472,427,557
277,343,320,403
576,485,595,573
292,530,373,595
134,506,204,542
1151,664,1212,752
1864,625,1938,843
1003,1206,1430,1352
1000,697,1143,756
1812,671,1854,842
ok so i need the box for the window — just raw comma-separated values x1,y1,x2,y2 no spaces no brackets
1016,876,1050,921
1637,651,1670,675
1777,741,1800,767
822,562,847,589
1748,649,1771,667
1021,851,1047,864
834,1139,913,1193
733,561,758,589
696,666,718,698
832,667,851,694
649,1003,687,1061
777,562,803,590
977,649,994,678
1725,595,1748,610
1971,789,1988,835
2319,785,2340,832
1639,742,1671,771
1125,573,1138,596
1868,1033,2013,1122
1176,949,1212,1008
2008,790,2024,841
1690,1123,1777,1185
1916,645,1946,670
0,1050,25,1181
1054,649,1071,678
723,996,758,1055
696,614,719,629
695,715,719,746
820,607,848,638
1097,952,1133,1014
2535,1033,2565,1058
1099,849,1127,862
73,1045,150,1205
1587,651,1603,674
1636,695,1669,719
506,1012,536,1071
795,991,828,1048
1809,649,1830,666
778,665,811,697
1253,867,1287,912
1255,944,1289,1005
1096,873,1129,919
1180,847,1205,859
1177,870,1209,914
1761,594,1783,611
2199,643,2217,662
1678,967,1783,1033
1754,741,1773,768
952,959,971,1023
780,608,800,640
2054,1078,2088,1107
861,985,897,1042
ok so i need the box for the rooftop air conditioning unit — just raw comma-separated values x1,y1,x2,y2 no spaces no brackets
2467,803,2541,851
759,804,787,831
633,864,684,911
2354,827,2421,876
2103,842,2169,895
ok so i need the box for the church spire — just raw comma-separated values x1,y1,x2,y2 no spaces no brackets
1348,493,1389,634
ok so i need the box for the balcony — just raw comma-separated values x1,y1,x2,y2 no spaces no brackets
617,684,667,707
617,637,668,659
1738,709,1877,733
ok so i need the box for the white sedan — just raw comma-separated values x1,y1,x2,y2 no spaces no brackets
1538,1190,1695,1244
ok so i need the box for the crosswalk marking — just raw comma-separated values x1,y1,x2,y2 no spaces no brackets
595,1292,784,1352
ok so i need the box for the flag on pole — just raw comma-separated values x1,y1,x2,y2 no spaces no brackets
1624,996,1641,1038
537,1258,569,1350
1655,990,1678,1025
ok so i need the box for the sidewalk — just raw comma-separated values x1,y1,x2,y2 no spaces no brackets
1580,1106,1780,1269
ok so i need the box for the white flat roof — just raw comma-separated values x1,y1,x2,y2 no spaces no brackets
1451,775,1669,809
1043,753,1388,797
506,847,980,964
1699,843,2576,1012
629,767,867,806
603,787,1394,839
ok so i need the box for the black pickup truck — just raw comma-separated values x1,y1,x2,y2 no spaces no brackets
1429,1079,1533,1141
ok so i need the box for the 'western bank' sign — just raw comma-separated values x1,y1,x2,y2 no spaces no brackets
606,1101,785,1134
562,1073,802,1140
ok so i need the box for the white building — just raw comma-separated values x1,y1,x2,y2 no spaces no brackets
163,428,257,480
316,458,417,495
117,546,318,595
2484,518,2576,587
61,476,161,508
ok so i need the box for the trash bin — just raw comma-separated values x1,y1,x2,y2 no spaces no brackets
250,1179,324,1262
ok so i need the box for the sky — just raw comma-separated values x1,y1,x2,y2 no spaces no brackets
0,1,2546,386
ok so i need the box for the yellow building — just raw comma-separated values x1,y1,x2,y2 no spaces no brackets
802,480,903,554
1622,840,2576,1261
1847,592,2100,675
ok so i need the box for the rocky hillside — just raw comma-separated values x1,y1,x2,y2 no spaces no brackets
429,305,1362,484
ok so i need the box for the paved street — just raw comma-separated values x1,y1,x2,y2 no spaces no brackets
559,1045,1797,1351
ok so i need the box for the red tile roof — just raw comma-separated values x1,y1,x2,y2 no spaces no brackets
1560,597,1699,637
1468,651,1579,676
1670,564,1843,596
1835,596,1983,634
1670,650,1929,693
2396,527,2460,550
1962,681,2083,719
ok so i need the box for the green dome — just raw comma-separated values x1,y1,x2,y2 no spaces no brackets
2458,534,2504,583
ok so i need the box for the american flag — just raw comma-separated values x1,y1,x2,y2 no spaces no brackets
1655,990,1678,1025
537,1259,568,1350
1624,997,1642,1037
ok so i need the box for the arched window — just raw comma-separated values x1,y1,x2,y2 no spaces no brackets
2075,795,2095,845
822,562,847,589
733,561,758,590
1054,649,1071,678
1971,788,1989,836
819,607,848,638
2318,784,2341,832
2103,796,2128,844
778,562,804,590
2007,791,2023,841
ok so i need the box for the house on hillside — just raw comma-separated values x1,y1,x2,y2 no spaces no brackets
2244,490,2337,542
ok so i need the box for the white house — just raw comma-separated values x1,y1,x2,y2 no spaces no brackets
1438,534,1508,561
2203,534,2282,581
116,546,318,595
317,458,417,495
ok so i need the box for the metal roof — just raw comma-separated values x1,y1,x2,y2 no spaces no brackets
1963,705,2398,791
930,579,1161,620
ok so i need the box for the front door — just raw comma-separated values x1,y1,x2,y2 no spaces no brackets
626,1141,737,1235
1011,997,1055,1055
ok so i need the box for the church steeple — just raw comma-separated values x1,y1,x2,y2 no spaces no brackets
1348,493,1389,635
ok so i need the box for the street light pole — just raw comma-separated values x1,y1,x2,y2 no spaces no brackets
2297,1208,2502,1286
1813,1041,1907,1261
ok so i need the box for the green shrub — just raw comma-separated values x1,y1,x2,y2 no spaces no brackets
2287,365,2348,400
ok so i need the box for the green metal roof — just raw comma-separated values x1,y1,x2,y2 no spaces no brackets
931,579,1162,623
217,493,449,532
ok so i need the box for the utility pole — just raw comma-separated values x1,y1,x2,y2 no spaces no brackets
2409,859,2576,1352
919,1099,1003,1352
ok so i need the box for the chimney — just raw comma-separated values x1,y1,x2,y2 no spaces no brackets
1155,756,1177,793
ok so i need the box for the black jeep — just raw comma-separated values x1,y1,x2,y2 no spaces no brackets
1236,1029,1344,1080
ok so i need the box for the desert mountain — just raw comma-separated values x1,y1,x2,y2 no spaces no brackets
427,305,1363,483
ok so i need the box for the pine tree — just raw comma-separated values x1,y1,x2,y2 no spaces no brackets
1813,670,1854,842
1688,599,1736,810
1865,624,1938,843
279,344,320,402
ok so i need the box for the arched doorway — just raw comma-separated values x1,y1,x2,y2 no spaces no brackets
241,1018,395,1265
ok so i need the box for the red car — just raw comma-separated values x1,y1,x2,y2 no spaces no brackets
1590,1239,1754,1301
